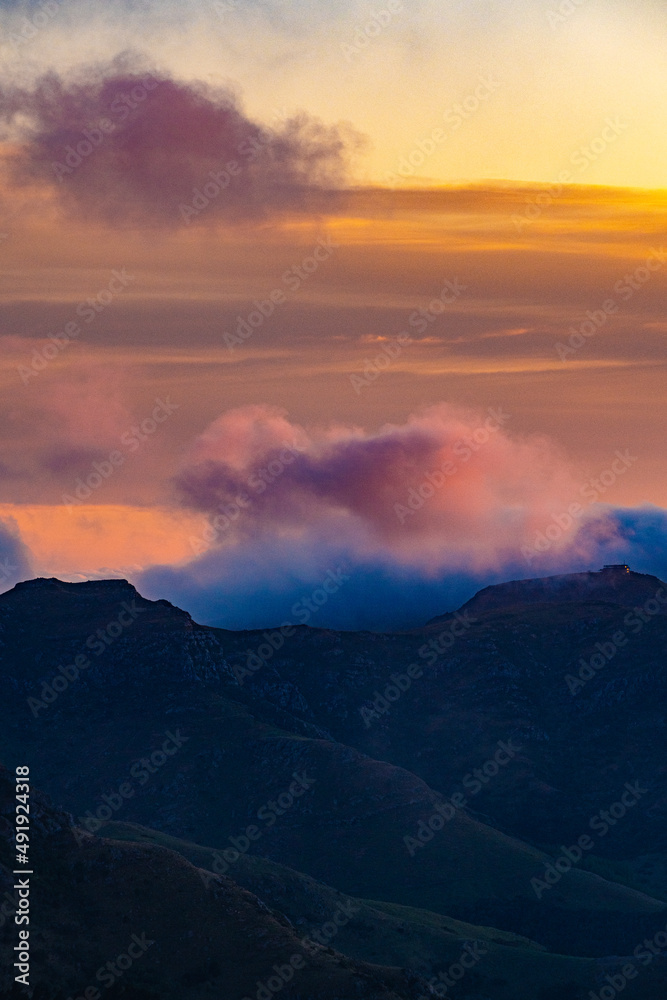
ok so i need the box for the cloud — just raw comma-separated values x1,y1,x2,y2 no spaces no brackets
0,55,363,227
138,503,667,631
536,503,667,581
171,402,579,565
9,367,133,479
0,517,32,594
133,404,667,629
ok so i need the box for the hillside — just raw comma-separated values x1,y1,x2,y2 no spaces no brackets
2,569,667,997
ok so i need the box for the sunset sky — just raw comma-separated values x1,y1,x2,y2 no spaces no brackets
0,0,665,628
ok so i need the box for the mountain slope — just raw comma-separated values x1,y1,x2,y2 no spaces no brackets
2,570,667,993
0,765,433,1000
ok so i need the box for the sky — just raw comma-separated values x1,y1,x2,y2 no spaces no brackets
0,0,665,628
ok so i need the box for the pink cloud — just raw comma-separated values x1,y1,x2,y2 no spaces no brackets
35,368,132,450
174,402,583,573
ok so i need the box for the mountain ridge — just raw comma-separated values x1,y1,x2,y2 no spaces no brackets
2,565,667,996
429,566,666,624
5,564,664,634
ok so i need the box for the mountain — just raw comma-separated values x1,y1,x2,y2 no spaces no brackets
0,765,432,1000
428,565,663,620
2,568,667,998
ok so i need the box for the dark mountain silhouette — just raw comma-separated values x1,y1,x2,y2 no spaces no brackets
428,565,660,620
2,567,667,998
0,765,432,1000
